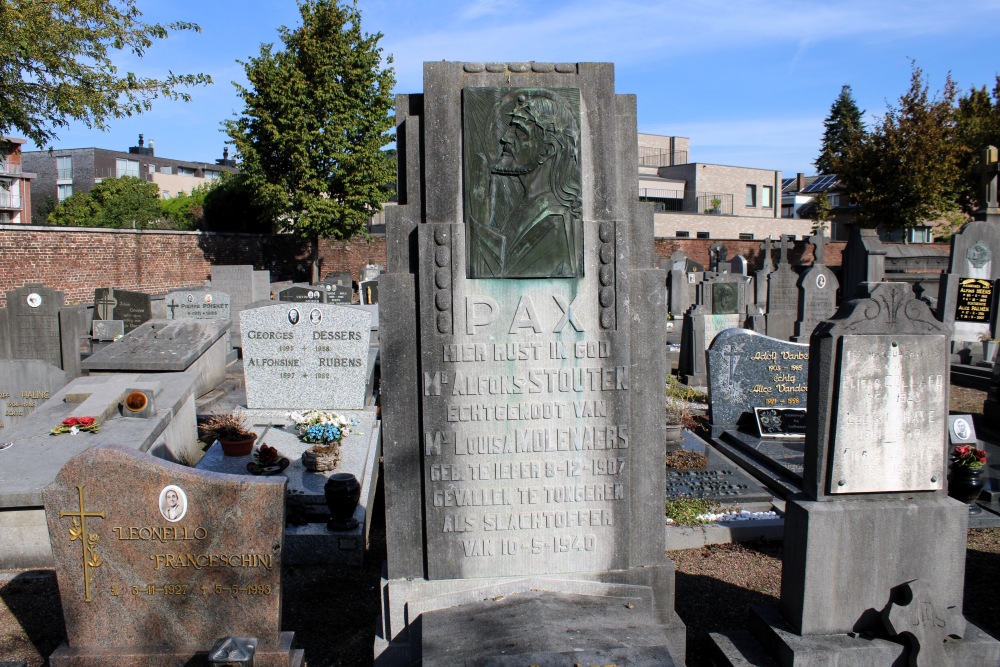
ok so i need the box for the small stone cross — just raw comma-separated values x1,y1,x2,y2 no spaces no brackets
758,237,773,268
95,288,117,321
973,145,1000,219
809,229,828,265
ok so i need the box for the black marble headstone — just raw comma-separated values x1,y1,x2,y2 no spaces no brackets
93,288,152,334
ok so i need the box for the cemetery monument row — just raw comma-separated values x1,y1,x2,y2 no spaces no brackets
379,61,682,664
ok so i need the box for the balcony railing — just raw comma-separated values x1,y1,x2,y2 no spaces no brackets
57,168,72,180
0,163,22,175
696,192,734,215
0,193,23,209
638,147,688,168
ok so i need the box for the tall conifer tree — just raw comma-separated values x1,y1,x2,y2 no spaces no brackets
814,85,865,175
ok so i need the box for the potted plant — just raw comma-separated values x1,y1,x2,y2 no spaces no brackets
665,397,691,445
200,411,257,457
707,197,722,214
948,444,987,514
288,410,357,472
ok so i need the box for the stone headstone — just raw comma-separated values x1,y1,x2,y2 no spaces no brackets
91,320,124,341
711,282,1000,665
730,254,748,275
0,284,65,368
325,283,353,304
793,231,840,342
359,263,383,282
277,283,326,303
210,265,271,348
0,360,69,431
937,216,1000,346
755,238,775,311
840,227,886,299
165,289,231,320
93,288,152,334
764,240,799,342
707,329,808,426
377,61,682,664
58,305,89,379
43,444,301,665
667,251,697,316
240,303,372,410
81,319,231,397
322,271,353,288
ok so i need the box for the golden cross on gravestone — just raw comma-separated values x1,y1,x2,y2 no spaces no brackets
58,484,106,602
94,288,118,321
973,145,1000,221
809,228,828,265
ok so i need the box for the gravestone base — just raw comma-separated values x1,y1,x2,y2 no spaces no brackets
710,604,1000,667
49,631,303,667
420,590,680,666
375,565,685,666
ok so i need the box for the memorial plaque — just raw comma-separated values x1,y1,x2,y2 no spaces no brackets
708,329,808,425
712,283,739,315
93,288,152,333
754,407,807,438
91,320,124,341
955,278,994,323
43,444,298,663
165,290,231,320
326,284,353,304
277,284,326,303
240,303,371,409
829,335,946,494
0,359,69,430
322,271,353,288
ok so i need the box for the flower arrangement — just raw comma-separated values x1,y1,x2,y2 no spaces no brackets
247,443,289,476
50,416,99,436
952,444,987,469
288,410,356,445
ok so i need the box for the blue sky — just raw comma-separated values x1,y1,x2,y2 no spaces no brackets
30,0,1000,176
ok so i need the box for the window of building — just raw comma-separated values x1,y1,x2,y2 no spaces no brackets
177,166,195,177
203,169,219,181
909,226,932,243
57,156,72,180
761,185,773,208
739,233,754,240
161,166,172,175
149,164,156,173
0,179,18,207
745,185,757,207
675,231,690,238
57,183,73,201
116,158,139,178
697,231,710,239
162,190,170,199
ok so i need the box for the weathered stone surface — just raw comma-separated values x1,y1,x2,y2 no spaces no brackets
91,320,123,341
793,264,839,342
165,289,231,321
93,288,151,334
764,263,798,342
210,265,270,347
240,303,371,409
1,283,65,368
0,359,69,431
43,445,293,660
707,329,808,425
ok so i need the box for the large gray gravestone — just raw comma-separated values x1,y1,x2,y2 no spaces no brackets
210,265,271,348
43,445,302,666
165,289,231,320
377,61,682,666
0,360,69,431
81,319,231,397
711,282,1000,666
793,230,840,342
58,305,88,379
240,302,372,410
0,284,65,368
93,287,152,334
707,329,808,426
764,236,799,342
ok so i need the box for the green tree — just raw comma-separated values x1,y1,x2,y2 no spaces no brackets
226,0,395,281
160,183,211,230
954,76,1000,211
201,173,275,234
49,176,161,228
835,65,963,232
0,0,212,147
811,190,833,231
815,85,866,175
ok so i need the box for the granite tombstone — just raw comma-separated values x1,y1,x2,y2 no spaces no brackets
764,235,799,342
277,284,326,304
0,284,65,368
165,289,231,321
93,288,152,334
793,230,840,342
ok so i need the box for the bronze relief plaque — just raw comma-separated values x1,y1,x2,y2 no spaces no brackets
464,87,584,279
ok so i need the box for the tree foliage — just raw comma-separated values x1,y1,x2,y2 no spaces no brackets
225,0,395,278
0,0,212,147
48,176,161,228
815,85,865,175
834,65,964,231
159,184,211,231
201,173,276,234
954,76,1000,211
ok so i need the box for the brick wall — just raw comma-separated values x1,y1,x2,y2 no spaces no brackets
0,225,386,308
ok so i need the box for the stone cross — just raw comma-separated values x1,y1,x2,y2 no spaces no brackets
973,145,1000,221
709,242,728,271
94,289,118,321
57,484,106,602
809,229,828,265
759,237,773,268
777,234,792,265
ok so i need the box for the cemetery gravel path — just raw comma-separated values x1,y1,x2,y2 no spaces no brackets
1,388,998,666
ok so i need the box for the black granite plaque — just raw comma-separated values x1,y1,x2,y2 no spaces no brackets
326,284,353,304
359,280,379,305
955,278,994,323
754,407,807,438
277,285,326,303
93,288,152,333
707,329,809,425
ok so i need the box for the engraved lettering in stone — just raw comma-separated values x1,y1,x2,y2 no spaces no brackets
451,366,628,395
483,509,613,531
466,297,498,334
464,295,586,335
452,425,629,454
149,553,274,571
112,526,208,542
509,296,543,333
432,487,513,507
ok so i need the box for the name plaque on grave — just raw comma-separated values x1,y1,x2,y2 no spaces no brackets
707,329,808,425
422,280,631,579
829,335,946,494
955,278,994,323
0,360,69,430
754,407,807,438
165,290,231,320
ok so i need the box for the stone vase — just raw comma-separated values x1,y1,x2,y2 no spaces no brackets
665,424,683,446
219,433,257,457
324,472,361,531
948,465,984,515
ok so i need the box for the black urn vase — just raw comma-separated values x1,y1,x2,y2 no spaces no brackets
324,472,361,530
948,465,984,515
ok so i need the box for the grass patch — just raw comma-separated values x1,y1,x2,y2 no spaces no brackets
665,497,721,526
666,375,707,403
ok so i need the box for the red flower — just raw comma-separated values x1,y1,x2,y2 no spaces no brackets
977,450,988,464
76,416,95,426
955,445,972,458
62,417,80,426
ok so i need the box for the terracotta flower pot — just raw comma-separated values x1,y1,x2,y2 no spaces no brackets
219,433,257,457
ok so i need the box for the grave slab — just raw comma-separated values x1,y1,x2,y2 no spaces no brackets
1,284,65,368
0,359,70,431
